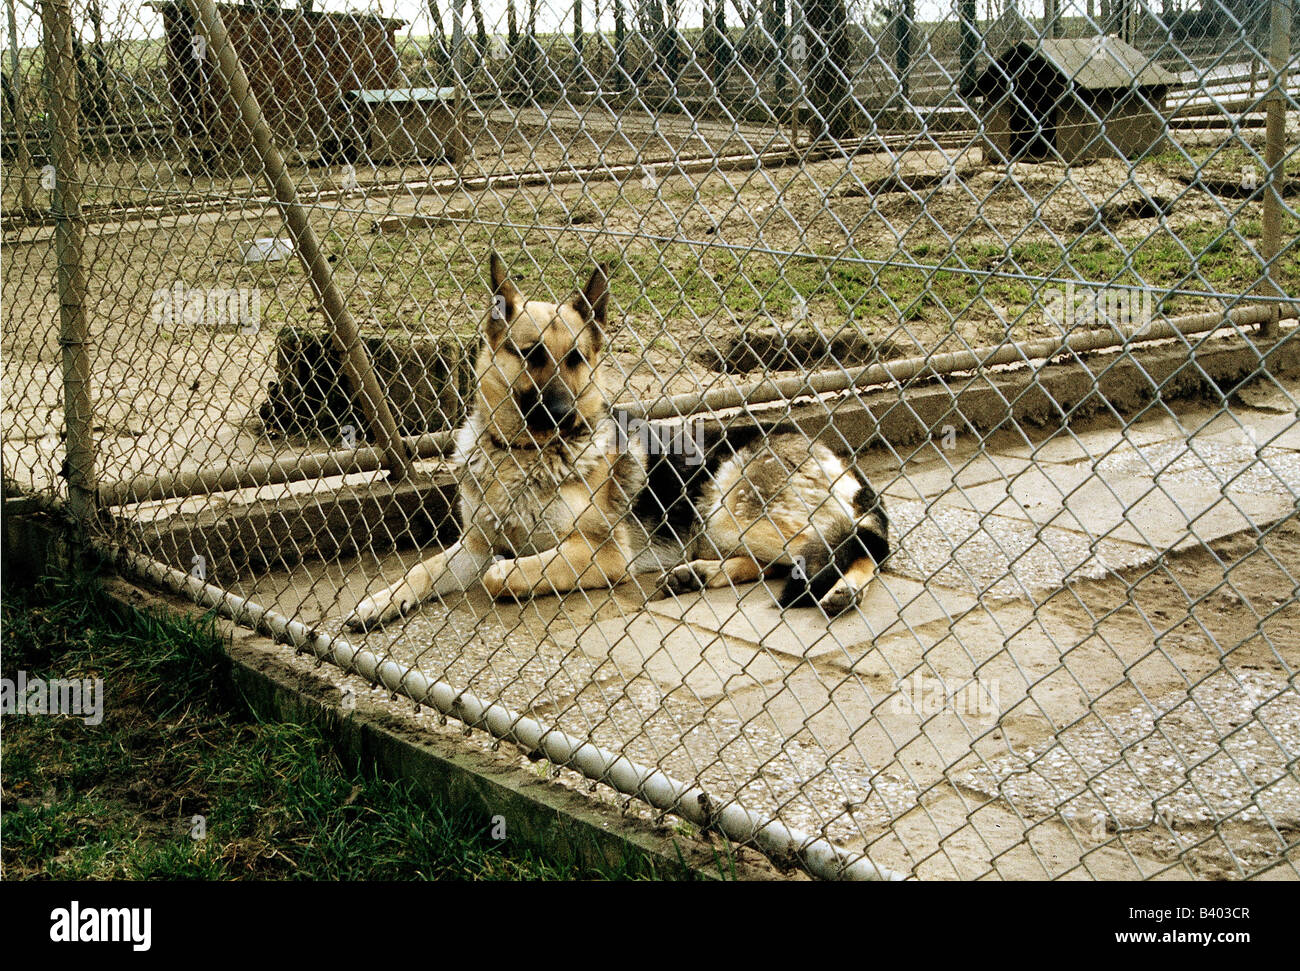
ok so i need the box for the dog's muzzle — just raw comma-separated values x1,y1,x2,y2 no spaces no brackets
518,386,577,433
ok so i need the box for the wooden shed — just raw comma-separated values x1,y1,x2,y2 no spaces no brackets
152,1,404,164
334,88,465,165
973,37,1177,163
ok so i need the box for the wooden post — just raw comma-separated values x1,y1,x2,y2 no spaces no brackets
6,0,35,214
1045,0,1060,39
41,0,96,523
614,0,626,91
186,0,415,479
451,0,468,156
959,0,978,98
573,0,583,84
790,0,803,147
894,0,912,103
1260,0,1292,339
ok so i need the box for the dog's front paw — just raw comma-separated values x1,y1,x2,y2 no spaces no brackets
656,562,709,598
346,583,419,630
816,578,861,615
482,558,526,600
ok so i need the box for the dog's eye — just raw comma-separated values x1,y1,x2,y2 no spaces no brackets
565,348,586,369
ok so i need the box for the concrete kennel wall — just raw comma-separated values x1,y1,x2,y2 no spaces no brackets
118,329,1300,581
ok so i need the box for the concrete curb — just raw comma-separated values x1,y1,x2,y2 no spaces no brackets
122,578,793,881
0,508,790,880
789,329,1300,451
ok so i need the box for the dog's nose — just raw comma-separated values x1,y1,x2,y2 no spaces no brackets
520,386,575,431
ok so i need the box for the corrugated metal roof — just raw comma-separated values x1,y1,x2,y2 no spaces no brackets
347,87,456,104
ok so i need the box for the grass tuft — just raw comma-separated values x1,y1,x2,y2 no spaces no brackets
1,571,678,880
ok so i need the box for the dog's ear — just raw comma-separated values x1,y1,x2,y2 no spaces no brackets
488,253,522,340
568,262,609,350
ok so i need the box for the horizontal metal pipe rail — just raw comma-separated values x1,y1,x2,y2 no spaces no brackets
624,303,1285,421
97,434,450,507
2,141,843,241
99,304,1286,507
101,540,907,882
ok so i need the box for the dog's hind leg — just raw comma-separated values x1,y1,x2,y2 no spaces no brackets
346,537,492,629
813,553,879,614
778,483,890,614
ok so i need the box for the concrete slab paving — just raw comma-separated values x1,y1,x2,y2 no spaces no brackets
886,498,1154,599
959,669,1300,863
643,571,978,658
879,791,1171,880
944,453,1299,550
999,413,1199,464
881,450,1037,500
217,373,1300,878
934,462,1098,525
554,612,797,701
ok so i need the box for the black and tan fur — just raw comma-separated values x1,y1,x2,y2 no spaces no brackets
345,255,889,629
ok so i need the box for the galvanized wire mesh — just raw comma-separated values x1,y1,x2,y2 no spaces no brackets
3,0,1298,879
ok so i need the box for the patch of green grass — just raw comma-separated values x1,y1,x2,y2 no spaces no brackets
1,571,681,880
1144,140,1269,179
631,226,1291,334
312,187,1297,346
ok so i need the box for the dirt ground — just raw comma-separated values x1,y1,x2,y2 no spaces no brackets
3,110,1295,496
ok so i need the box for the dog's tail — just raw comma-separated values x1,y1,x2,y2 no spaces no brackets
777,484,889,609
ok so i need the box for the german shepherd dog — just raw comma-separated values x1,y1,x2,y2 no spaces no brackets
345,255,889,630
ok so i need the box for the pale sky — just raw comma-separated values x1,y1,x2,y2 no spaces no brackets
5,1,1097,50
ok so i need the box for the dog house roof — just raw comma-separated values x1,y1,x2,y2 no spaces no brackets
974,36,1178,96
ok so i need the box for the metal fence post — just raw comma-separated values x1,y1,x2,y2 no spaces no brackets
186,0,415,480
1260,0,1293,339
41,0,96,525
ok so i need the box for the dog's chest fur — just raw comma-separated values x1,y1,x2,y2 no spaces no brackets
454,410,646,556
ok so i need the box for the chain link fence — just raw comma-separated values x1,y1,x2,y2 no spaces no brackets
3,0,1298,879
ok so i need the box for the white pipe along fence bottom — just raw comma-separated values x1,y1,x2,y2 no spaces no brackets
102,540,909,881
